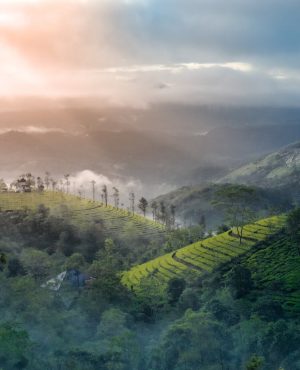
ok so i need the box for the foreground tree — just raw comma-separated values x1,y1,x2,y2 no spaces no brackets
213,185,258,244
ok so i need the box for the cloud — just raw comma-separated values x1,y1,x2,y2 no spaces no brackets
68,170,143,204
67,169,174,202
0,0,300,106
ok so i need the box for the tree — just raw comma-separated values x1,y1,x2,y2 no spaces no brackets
159,201,167,225
36,177,44,192
245,355,264,370
129,192,135,213
64,174,70,193
20,249,52,280
170,205,176,229
0,323,32,369
25,173,35,192
44,172,50,189
7,257,25,277
50,178,57,191
138,197,148,217
167,277,186,305
213,185,258,244
64,253,86,271
151,201,158,221
0,178,8,193
102,185,108,206
0,252,6,271
112,187,120,208
227,265,253,299
153,310,232,370
91,180,96,202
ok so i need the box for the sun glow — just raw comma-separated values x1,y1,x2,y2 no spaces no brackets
0,11,27,27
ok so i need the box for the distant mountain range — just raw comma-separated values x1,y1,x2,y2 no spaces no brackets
153,141,300,227
220,141,300,190
1,105,300,197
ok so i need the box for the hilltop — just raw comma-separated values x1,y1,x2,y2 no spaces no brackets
220,141,300,196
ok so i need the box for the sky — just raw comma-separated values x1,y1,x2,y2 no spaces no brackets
0,0,300,107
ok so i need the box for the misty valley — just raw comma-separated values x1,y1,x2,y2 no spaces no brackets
1,138,300,370
2,0,300,369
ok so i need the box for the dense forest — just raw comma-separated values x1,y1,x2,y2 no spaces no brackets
1,200,300,370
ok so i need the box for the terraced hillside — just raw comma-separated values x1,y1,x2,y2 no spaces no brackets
122,215,286,289
244,234,300,314
0,192,165,240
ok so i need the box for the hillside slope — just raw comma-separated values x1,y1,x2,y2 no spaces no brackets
220,141,300,194
122,215,286,289
242,234,300,314
152,184,291,228
0,192,165,240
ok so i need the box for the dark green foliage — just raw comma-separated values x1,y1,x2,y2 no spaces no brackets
7,257,25,277
226,265,253,299
245,355,264,370
0,323,32,369
287,207,300,253
1,206,300,369
167,277,186,304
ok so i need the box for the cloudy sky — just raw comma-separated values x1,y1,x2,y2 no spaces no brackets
1,0,300,107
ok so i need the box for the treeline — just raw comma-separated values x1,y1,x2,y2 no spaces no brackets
0,173,178,228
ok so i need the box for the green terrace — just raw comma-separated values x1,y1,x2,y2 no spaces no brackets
122,215,286,289
0,192,165,240
245,234,300,314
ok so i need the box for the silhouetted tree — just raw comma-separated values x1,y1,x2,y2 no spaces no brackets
0,179,7,193
50,178,57,191
170,204,176,228
36,177,44,192
151,201,158,221
91,180,96,202
102,185,108,206
159,201,167,225
138,197,148,217
112,187,120,208
44,172,50,190
129,192,135,213
64,174,70,193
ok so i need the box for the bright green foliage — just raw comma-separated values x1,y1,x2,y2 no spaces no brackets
122,215,286,290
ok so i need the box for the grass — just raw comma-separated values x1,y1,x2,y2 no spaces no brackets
0,191,165,240
122,215,286,289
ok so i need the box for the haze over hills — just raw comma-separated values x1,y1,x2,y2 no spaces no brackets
2,104,300,198
220,141,300,193
153,141,300,227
